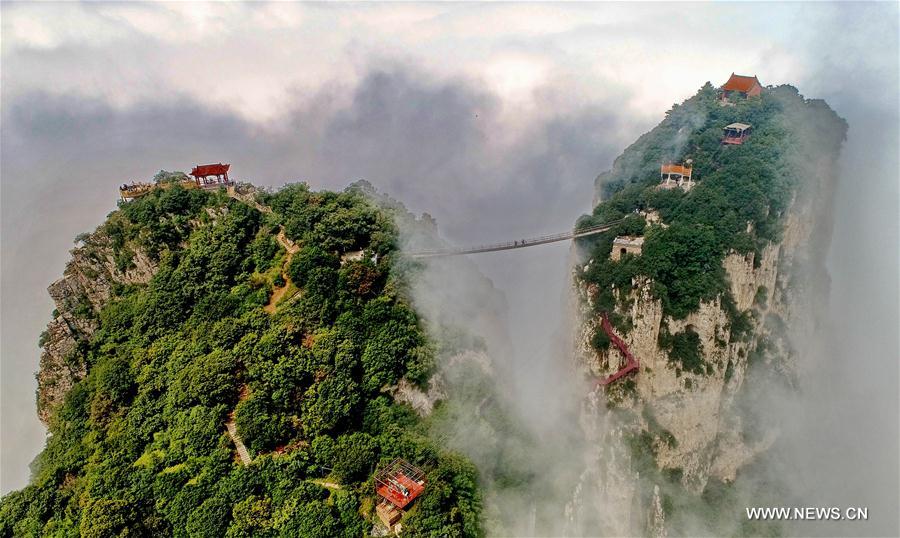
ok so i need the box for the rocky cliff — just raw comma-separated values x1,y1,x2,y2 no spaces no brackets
37,227,158,424
570,84,846,535
35,180,250,426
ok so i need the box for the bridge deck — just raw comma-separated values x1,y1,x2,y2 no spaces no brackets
408,220,622,258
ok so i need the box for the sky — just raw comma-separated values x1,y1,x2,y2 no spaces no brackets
1,3,898,530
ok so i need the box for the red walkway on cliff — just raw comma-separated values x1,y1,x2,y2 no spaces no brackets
596,312,640,386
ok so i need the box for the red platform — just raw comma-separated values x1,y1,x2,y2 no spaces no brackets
375,459,426,509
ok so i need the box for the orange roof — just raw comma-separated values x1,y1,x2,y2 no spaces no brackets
661,163,692,176
721,73,762,93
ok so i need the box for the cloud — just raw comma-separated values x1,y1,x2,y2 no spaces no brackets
0,2,840,122
0,60,633,494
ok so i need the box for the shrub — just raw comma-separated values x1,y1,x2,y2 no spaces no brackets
660,328,705,375
591,328,611,351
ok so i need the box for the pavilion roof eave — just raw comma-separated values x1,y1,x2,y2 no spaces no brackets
191,163,231,177
721,73,761,92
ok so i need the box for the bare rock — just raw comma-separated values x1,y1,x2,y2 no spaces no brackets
391,377,446,416
36,226,157,425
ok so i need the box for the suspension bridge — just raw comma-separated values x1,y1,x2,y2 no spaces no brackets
407,219,623,258
407,219,641,387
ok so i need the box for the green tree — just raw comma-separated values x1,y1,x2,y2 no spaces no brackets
332,432,378,482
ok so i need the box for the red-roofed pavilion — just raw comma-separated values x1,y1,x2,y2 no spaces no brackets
720,73,763,101
191,163,231,187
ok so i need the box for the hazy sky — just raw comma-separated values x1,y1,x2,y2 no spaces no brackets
2,4,897,524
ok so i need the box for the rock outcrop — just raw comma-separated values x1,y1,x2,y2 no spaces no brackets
37,228,157,424
571,87,845,535
570,187,836,533
390,378,446,417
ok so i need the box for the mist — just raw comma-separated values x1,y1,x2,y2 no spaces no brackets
0,63,635,494
393,6,900,535
777,39,900,534
2,3,898,536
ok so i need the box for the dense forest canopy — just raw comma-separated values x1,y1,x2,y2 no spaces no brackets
1,182,481,537
576,83,846,336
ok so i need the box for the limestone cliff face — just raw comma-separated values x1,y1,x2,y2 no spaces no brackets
37,228,157,425
571,100,842,534
574,187,837,534
576,245,780,491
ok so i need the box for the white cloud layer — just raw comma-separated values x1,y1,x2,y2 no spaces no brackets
1,2,848,123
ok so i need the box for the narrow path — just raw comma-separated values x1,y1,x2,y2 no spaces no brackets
310,479,342,490
225,416,252,465
227,189,301,314
276,228,299,254
264,229,300,313
264,283,290,313
225,386,253,465
228,186,272,215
